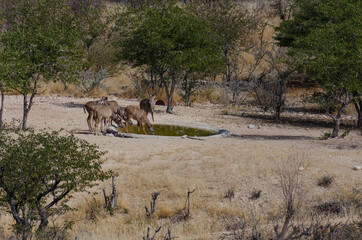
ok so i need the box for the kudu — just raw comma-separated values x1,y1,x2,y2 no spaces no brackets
83,97,120,131
140,94,156,122
93,105,122,135
83,96,108,131
123,105,154,135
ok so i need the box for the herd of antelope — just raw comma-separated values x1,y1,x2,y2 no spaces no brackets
83,95,156,135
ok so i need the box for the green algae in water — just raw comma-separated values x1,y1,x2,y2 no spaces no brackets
118,124,217,137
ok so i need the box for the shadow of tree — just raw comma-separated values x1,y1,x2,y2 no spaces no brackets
227,112,356,130
54,102,84,109
231,133,317,141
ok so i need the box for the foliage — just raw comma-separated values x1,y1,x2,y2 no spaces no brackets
0,0,83,90
304,91,338,114
115,1,224,112
127,66,163,99
275,0,362,136
70,0,119,80
0,0,85,129
319,132,332,140
193,0,253,57
179,73,199,107
249,75,287,119
193,0,257,107
117,2,223,72
77,68,108,94
0,126,112,239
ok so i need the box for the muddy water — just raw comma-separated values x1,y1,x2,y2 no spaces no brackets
118,124,217,137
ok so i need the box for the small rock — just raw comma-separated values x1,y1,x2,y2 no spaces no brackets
257,125,262,129
353,166,362,170
299,167,304,171
248,124,255,129
106,125,119,134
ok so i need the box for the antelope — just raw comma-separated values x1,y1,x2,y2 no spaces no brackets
83,97,120,131
83,96,108,131
105,100,120,125
93,105,123,135
123,105,154,135
140,94,155,122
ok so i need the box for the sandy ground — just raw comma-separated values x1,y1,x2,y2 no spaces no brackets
3,94,362,155
1,94,361,239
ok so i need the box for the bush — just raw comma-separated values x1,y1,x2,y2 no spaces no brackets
77,68,108,94
319,132,332,140
0,126,112,239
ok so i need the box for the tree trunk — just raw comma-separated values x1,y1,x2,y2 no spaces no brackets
357,109,362,129
185,93,191,107
0,90,4,128
37,208,49,231
184,77,192,107
331,118,340,138
167,79,176,113
22,92,36,130
22,94,30,130
9,197,31,240
353,91,362,128
275,105,281,120
232,92,237,106
20,74,40,130
163,70,177,114
328,91,350,138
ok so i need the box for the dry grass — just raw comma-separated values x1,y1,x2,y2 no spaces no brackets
50,147,358,239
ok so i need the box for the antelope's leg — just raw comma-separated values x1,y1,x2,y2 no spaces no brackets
94,118,99,135
142,123,148,135
87,112,93,131
125,120,128,133
137,122,141,133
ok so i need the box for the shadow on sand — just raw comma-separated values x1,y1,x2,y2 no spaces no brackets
227,112,356,130
231,133,317,141
72,130,95,135
54,102,84,109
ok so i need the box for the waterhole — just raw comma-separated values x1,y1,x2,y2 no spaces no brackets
118,124,217,137
114,123,231,139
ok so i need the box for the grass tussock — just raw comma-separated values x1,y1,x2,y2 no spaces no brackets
317,174,335,188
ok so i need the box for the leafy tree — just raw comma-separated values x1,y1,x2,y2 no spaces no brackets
275,0,362,137
0,66,6,128
0,126,112,239
115,1,224,113
192,0,257,106
179,72,199,107
68,0,118,94
0,0,84,130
